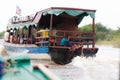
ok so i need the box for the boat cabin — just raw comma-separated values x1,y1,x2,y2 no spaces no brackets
7,7,96,48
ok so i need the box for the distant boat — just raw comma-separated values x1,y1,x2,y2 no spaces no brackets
3,7,98,64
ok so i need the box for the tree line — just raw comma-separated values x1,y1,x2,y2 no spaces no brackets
78,23,120,47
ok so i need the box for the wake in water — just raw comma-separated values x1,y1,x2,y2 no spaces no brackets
71,45,119,80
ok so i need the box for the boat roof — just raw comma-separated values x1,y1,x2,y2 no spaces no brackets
33,7,96,22
7,7,96,29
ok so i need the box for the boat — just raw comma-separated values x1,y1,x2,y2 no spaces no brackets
3,7,98,64
0,55,61,80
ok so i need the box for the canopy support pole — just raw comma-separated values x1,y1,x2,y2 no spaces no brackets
50,14,53,36
92,18,95,48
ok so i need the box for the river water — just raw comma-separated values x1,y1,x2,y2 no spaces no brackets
0,45,120,80
47,45,120,80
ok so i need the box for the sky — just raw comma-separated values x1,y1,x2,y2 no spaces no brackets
0,0,120,32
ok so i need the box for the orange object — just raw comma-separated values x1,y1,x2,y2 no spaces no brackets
37,38,41,42
50,38,54,43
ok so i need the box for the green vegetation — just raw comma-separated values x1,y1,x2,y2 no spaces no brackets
78,23,120,48
0,31,5,38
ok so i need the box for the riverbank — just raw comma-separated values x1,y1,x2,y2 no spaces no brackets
96,39,120,48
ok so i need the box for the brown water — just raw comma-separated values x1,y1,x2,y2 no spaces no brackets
0,45,120,80
31,45,120,80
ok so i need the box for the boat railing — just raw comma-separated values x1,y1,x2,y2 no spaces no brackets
51,30,95,48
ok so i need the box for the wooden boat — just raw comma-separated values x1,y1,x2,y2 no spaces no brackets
0,56,61,80
4,7,98,64
3,41,49,53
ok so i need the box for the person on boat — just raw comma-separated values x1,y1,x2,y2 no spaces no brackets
49,36,55,46
60,35,72,47
4,30,10,42
17,34,20,44
31,35,36,44
9,32,13,43
19,33,23,44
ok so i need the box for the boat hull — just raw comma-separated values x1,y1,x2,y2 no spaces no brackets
4,45,49,53
49,46,98,65
2,56,55,80
49,46,82,65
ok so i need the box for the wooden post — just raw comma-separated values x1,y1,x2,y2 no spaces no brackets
92,18,95,33
92,18,95,48
50,14,53,36
31,25,33,44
